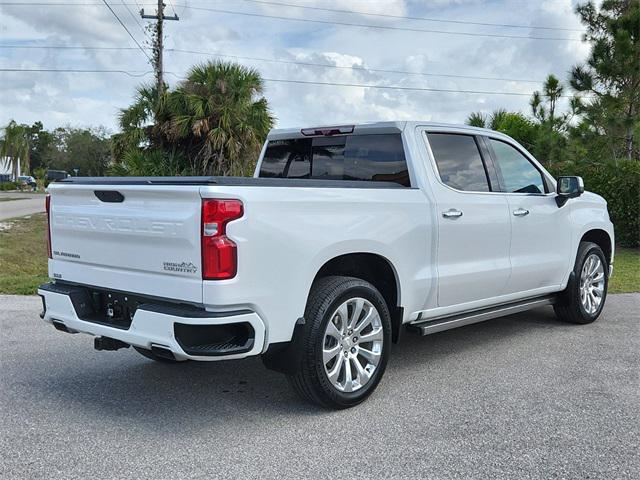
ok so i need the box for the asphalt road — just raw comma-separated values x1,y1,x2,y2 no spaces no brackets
1,294,638,479
0,192,45,221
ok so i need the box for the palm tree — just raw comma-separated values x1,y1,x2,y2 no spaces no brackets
118,61,274,176
166,61,274,175
466,112,487,128
118,84,162,150
0,120,30,179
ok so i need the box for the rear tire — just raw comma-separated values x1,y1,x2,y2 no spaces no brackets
554,241,608,324
287,276,392,409
133,346,183,363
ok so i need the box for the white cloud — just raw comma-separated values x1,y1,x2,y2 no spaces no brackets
256,0,408,17
0,0,590,132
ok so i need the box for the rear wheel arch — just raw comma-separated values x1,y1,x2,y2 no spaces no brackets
311,253,403,343
288,275,392,408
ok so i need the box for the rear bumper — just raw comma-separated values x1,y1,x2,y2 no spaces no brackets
37,282,266,361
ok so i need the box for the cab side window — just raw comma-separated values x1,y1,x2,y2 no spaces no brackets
489,139,546,194
428,133,490,192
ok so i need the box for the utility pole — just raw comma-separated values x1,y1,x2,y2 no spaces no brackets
141,1,178,94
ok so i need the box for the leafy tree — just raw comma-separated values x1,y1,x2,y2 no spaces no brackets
492,112,539,152
27,121,56,172
0,120,31,177
570,0,640,161
117,61,274,176
48,127,112,176
466,109,538,151
2,121,111,177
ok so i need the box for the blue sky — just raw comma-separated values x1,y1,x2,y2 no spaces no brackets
0,0,591,132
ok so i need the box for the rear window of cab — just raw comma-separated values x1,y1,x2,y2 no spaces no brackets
259,134,410,187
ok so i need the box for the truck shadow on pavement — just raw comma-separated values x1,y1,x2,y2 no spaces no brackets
34,306,573,425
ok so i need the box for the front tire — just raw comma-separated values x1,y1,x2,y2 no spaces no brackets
554,241,608,324
288,276,392,409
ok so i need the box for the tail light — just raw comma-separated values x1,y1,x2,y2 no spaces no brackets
45,194,52,259
201,199,243,280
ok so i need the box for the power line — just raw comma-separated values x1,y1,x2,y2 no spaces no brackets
229,0,585,33
173,5,582,42
0,67,152,77
259,78,539,96
0,67,590,98
0,0,586,33
167,0,178,17
100,0,151,60
120,0,148,38
0,1,154,4
0,1,584,41
0,45,140,50
166,47,546,84
0,44,548,83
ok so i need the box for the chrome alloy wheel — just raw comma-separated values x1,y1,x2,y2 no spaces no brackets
580,253,605,315
322,297,384,393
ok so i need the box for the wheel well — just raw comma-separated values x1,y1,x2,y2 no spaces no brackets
313,253,403,343
581,229,612,264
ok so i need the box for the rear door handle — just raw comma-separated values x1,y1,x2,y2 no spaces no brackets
513,208,530,217
442,209,463,219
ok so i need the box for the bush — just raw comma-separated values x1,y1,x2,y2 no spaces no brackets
549,160,640,247
108,149,190,177
0,181,19,191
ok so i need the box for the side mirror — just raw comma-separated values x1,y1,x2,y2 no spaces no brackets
555,176,584,207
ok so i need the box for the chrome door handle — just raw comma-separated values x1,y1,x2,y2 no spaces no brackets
513,208,530,217
442,209,463,219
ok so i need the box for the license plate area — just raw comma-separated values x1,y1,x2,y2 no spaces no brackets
40,281,204,331
82,289,141,329
41,283,144,330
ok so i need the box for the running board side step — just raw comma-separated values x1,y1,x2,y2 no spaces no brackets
407,295,557,336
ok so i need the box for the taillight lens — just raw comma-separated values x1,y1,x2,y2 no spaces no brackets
45,194,52,259
201,199,243,280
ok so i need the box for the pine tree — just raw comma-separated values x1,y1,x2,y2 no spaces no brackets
570,0,640,161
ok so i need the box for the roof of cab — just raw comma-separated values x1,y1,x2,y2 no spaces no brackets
266,121,503,140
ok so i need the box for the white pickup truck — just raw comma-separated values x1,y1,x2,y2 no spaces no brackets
39,121,614,408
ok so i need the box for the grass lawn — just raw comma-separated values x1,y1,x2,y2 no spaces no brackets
610,247,640,294
0,214,49,295
0,214,638,295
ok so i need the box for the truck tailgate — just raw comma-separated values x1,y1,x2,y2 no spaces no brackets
47,184,203,303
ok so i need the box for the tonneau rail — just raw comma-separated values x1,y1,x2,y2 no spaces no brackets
54,176,408,188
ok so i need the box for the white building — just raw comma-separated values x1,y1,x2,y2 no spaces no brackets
0,156,21,180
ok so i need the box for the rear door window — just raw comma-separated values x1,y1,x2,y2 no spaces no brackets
259,134,410,186
427,133,491,192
